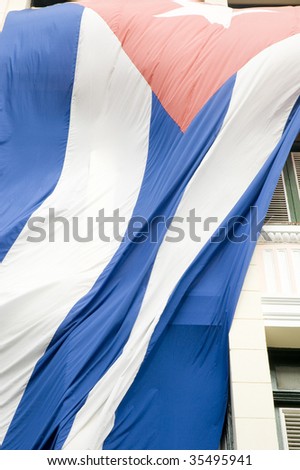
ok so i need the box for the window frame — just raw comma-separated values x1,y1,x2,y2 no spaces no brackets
284,153,300,223
265,143,300,225
268,348,300,449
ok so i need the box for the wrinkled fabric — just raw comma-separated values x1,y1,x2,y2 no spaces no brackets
1,1,300,450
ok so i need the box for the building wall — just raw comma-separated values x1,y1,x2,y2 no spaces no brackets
229,247,279,449
230,225,300,449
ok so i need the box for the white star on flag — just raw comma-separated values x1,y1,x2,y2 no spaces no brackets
155,1,276,29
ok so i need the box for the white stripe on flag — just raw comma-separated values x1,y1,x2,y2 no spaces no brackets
0,8,151,444
63,33,300,450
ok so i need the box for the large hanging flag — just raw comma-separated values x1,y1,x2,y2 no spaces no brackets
1,0,300,450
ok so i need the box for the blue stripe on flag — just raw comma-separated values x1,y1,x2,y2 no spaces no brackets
102,98,300,450
2,77,236,450
0,4,83,261
103,324,229,450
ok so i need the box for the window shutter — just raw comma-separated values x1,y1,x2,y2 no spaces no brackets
291,153,300,198
265,173,290,224
280,408,300,450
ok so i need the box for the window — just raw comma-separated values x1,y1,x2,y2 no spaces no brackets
279,408,300,450
228,1,300,6
31,1,70,7
265,141,300,225
220,397,234,450
268,348,300,450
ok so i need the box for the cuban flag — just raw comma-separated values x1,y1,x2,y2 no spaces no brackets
1,0,300,450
